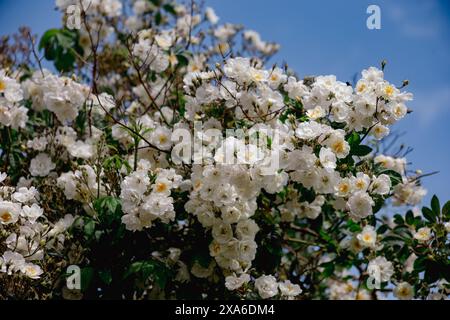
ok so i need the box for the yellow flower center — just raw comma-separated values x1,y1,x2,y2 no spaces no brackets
356,180,365,189
339,184,349,193
194,181,202,189
394,105,403,116
26,267,37,276
0,80,6,91
418,230,428,238
159,134,168,144
385,85,394,96
80,36,90,47
332,141,345,154
357,83,366,92
155,182,168,193
212,243,220,254
253,73,264,82
1,211,12,222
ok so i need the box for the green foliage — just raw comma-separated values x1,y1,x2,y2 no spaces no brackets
125,260,172,289
443,201,450,219
39,28,83,72
422,206,436,222
2,0,449,301
347,132,373,157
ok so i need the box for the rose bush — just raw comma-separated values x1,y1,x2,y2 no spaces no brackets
0,0,448,300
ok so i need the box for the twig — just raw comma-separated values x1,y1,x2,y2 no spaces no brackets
26,31,44,77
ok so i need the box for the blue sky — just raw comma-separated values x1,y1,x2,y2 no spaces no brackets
1,0,449,203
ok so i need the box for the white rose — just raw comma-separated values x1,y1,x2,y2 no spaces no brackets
356,225,377,248
347,191,374,221
225,273,250,291
255,275,278,299
393,282,414,300
29,153,56,177
413,227,432,242
278,280,302,297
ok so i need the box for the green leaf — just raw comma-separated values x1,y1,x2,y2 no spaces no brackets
80,267,94,291
124,260,171,289
84,220,96,238
38,28,82,72
176,54,189,67
422,206,436,223
103,155,131,172
377,224,389,234
149,0,162,6
413,257,426,272
431,195,440,217
347,132,360,147
394,214,404,225
443,200,450,218
163,4,177,15
54,50,76,71
372,196,385,214
321,261,335,277
141,262,156,280
352,145,372,157
405,210,415,225
347,220,362,233
94,196,122,222
413,216,423,228
56,31,75,47
38,28,60,50
124,261,144,278
155,11,162,25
